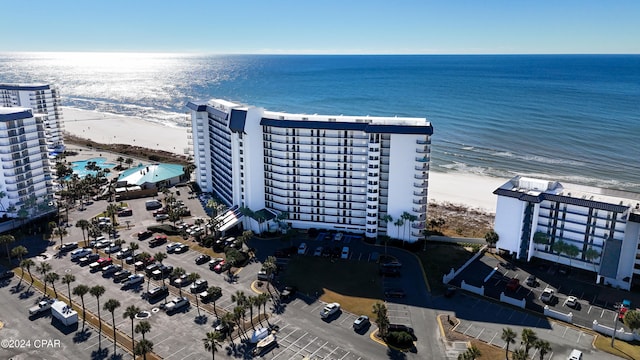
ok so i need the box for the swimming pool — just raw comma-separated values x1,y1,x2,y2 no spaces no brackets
70,157,116,178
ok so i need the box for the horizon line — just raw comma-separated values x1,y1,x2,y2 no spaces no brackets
1,51,639,56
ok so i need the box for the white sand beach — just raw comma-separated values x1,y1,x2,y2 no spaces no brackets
63,107,190,156
62,106,503,213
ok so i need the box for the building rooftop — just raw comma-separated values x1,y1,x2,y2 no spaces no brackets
0,83,52,91
117,163,184,186
0,107,33,121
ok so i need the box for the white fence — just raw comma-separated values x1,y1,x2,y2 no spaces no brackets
592,320,640,341
442,245,488,284
461,280,485,296
500,292,526,309
544,306,573,323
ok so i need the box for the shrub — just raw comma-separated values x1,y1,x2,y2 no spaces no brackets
146,224,180,235
148,154,160,162
385,331,414,348
307,228,319,238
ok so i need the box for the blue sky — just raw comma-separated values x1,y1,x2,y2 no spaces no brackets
2,0,639,54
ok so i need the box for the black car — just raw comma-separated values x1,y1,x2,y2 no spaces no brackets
113,270,132,283
280,286,297,301
145,286,169,301
79,253,100,266
195,254,211,265
174,244,189,254
60,242,78,252
0,270,15,281
444,286,456,298
102,264,122,277
384,288,406,298
138,230,153,240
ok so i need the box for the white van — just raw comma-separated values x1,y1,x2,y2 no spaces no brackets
70,248,92,261
568,349,582,360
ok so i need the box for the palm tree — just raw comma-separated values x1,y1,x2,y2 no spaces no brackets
53,226,68,247
0,234,16,261
135,320,152,341
400,211,411,241
512,348,529,360
171,267,186,297
246,296,257,328
188,272,202,317
37,262,52,293
73,284,89,330
393,218,404,240
207,286,223,316
484,229,499,252
21,258,35,287
220,312,236,343
128,242,140,267
233,306,247,339
104,299,121,355
123,305,141,352
134,339,153,360
11,245,28,262
563,244,580,269
46,272,60,297
372,302,389,337
106,203,120,228
584,247,600,273
521,328,537,356
257,293,270,325
62,274,76,302
203,331,225,359
462,345,481,360
501,327,517,360
125,158,134,168
381,214,393,255
534,339,552,360
551,240,567,265
116,156,124,168
154,251,168,287
406,213,418,241
231,291,247,323
90,285,106,349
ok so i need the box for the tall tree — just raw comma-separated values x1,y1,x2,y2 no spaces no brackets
135,320,152,341
521,328,538,356
73,284,89,330
563,244,580,269
21,258,35,287
90,285,106,349
551,240,567,264
206,286,223,316
512,348,528,360
104,299,121,355
484,230,499,251
53,226,68,247
188,272,202,317
61,274,76,302
203,331,224,360
400,211,411,241
372,302,389,337
623,309,640,332
134,339,153,360
584,247,600,273
154,251,168,288
501,327,517,360
46,272,60,297
171,267,186,297
11,245,28,262
37,262,52,294
393,218,404,240
381,214,393,256
534,339,552,360
123,305,141,353
257,293,270,325
0,234,16,261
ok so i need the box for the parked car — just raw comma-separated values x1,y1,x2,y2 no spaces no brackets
145,286,169,302
172,274,190,287
122,274,144,288
526,275,537,287
60,242,78,252
540,288,555,303
212,260,226,273
164,297,189,314
79,254,100,266
506,278,520,291
70,248,92,261
104,244,121,254
297,243,307,255
117,208,132,216
251,334,278,357
340,246,350,259
137,230,153,240
195,254,211,265
155,214,169,221
102,264,122,277
320,302,340,319
0,270,15,281
384,288,406,298
190,279,208,293
166,242,181,253
115,248,133,259
280,286,297,301
173,244,189,254
566,296,579,308
113,270,132,283
149,235,167,247
568,349,583,360
313,246,323,256
353,315,370,330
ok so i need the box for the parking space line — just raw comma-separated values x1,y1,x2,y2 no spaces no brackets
562,327,568,338
164,345,187,360
489,332,497,345
462,324,473,335
507,310,516,320
600,309,605,318
339,352,351,360
577,331,583,343
587,305,592,314
476,328,484,339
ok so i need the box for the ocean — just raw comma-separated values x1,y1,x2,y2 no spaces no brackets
1,52,639,191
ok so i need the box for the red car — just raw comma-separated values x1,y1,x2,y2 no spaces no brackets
506,278,520,292
97,258,113,267
213,260,226,273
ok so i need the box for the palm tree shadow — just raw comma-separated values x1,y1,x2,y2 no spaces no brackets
19,288,35,299
109,353,123,360
73,328,93,343
10,283,24,293
386,348,408,359
90,347,109,360
194,314,208,325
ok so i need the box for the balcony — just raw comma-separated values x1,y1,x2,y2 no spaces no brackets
414,182,426,188
416,139,430,145
413,199,427,205
416,147,430,153
415,164,429,171
413,190,427,196
413,205,426,212
414,173,429,180
412,222,426,229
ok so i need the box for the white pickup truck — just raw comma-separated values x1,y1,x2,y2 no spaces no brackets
29,298,55,316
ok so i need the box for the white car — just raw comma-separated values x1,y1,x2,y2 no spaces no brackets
164,297,189,313
320,302,340,319
298,243,307,255
540,288,555,303
122,274,144,288
341,246,350,259
313,246,323,257
565,296,579,308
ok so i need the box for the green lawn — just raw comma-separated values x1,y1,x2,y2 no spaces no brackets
281,256,384,319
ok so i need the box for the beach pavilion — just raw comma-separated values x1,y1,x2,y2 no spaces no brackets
116,163,188,190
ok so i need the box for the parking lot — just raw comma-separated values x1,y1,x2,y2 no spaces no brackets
450,251,637,332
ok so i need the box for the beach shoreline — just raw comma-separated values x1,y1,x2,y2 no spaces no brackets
62,106,503,213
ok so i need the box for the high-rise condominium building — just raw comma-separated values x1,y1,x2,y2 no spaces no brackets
0,107,55,218
494,176,640,290
187,99,433,242
0,83,65,153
